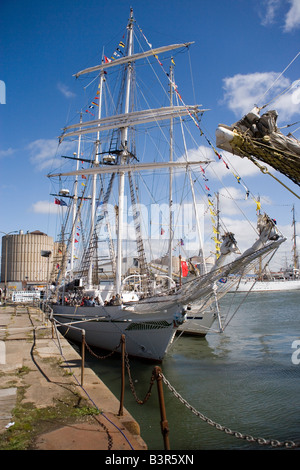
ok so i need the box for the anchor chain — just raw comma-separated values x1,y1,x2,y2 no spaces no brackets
84,338,122,359
125,351,156,404
81,332,298,449
160,371,297,449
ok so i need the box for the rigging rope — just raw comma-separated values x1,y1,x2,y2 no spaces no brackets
258,50,300,108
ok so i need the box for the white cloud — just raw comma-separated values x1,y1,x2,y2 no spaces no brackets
217,186,254,216
0,147,15,159
260,0,281,26
259,0,300,31
221,72,300,122
222,72,290,117
57,82,76,99
284,0,300,31
176,145,214,165
28,139,74,171
31,200,66,214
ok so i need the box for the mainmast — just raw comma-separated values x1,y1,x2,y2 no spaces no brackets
87,68,105,289
116,8,134,295
168,62,174,286
70,113,82,275
292,204,299,273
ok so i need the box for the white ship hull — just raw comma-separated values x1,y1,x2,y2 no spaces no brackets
230,279,300,293
177,308,216,336
52,303,182,362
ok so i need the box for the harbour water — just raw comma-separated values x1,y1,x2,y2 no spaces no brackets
85,291,300,450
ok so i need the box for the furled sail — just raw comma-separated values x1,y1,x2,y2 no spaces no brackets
216,107,300,186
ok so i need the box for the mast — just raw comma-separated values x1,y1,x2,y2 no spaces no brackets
70,113,82,275
116,8,134,296
292,204,298,274
176,89,207,274
168,62,174,286
87,69,105,289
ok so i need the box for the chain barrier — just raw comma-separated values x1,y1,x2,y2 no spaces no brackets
160,371,298,449
83,332,298,449
84,337,122,360
125,350,156,405
51,315,298,450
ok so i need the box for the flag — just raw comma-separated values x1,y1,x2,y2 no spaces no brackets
54,198,61,205
161,228,165,235
180,239,184,246
104,55,111,63
75,239,79,243
181,261,188,277
119,41,125,48
59,199,67,206
213,226,219,234
171,58,175,65
82,175,87,179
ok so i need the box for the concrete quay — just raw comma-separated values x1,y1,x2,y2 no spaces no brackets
0,303,147,450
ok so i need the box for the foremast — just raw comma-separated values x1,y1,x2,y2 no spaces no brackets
116,8,134,296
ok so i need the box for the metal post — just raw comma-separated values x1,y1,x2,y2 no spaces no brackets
118,334,126,416
154,366,170,450
81,330,85,386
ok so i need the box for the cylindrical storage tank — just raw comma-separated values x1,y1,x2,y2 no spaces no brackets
1,231,54,282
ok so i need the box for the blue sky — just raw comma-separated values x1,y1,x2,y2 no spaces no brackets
1,0,300,269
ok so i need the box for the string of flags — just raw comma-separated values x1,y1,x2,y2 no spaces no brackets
137,24,263,226
86,90,100,117
85,37,126,117
70,25,264,265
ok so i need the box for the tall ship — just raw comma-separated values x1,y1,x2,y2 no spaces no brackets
47,9,285,360
228,205,300,293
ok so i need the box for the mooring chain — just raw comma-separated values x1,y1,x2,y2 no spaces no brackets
84,338,122,360
160,372,297,449
125,351,156,405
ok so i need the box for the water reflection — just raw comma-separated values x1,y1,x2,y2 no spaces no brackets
85,292,300,450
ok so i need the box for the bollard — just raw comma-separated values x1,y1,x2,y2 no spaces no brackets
118,334,126,416
81,330,85,386
154,366,170,450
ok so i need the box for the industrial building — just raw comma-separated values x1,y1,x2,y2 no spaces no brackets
0,230,63,292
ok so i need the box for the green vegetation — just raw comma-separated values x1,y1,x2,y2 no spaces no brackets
0,390,100,450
